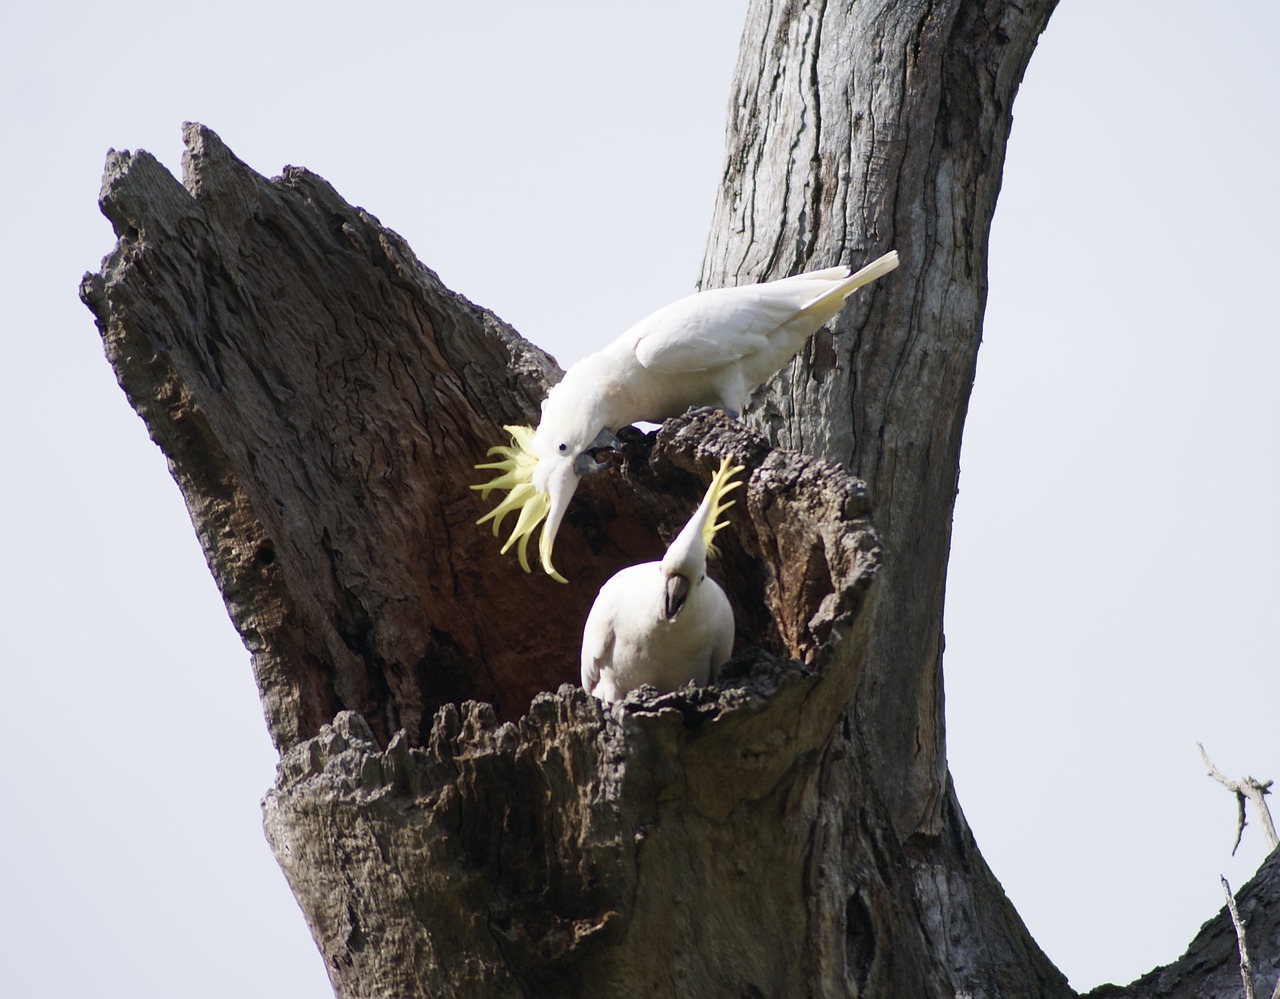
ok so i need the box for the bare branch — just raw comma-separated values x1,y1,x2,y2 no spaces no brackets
1199,742,1279,855
1224,876,1259,999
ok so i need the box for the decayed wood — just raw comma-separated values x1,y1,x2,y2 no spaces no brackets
82,124,922,995
260,411,899,997
80,123,683,752
79,1,1280,995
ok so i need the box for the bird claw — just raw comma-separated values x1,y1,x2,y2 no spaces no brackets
574,451,613,476
575,427,624,476
588,428,624,452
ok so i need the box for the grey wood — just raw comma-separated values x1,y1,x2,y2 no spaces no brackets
78,1,1280,992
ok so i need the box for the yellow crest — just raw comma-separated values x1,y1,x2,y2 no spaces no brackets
471,425,566,583
701,456,745,557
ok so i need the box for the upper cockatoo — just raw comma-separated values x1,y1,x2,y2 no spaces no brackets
581,456,742,703
474,250,899,581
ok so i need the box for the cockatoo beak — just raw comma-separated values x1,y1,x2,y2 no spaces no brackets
536,456,580,582
474,425,623,581
664,573,690,621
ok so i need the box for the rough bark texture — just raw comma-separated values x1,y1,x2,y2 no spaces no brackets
82,124,914,996
79,2,1280,997
79,123,675,751
704,0,1055,844
259,410,896,997
699,0,1074,993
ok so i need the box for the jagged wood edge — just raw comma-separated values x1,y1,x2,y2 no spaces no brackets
261,414,885,995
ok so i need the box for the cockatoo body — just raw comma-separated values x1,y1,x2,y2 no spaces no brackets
581,457,742,703
475,251,899,579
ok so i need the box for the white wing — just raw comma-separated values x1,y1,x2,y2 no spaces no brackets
704,580,735,684
580,586,618,696
631,266,856,374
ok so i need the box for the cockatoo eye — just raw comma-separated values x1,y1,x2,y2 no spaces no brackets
558,442,568,452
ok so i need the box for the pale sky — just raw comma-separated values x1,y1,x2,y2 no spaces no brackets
2,1,1277,995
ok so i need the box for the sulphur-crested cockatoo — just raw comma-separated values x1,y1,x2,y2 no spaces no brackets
581,457,742,703
474,250,899,581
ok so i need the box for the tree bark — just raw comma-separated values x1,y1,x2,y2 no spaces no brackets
79,2,1279,997
82,123,906,995
699,0,1072,992
703,0,1056,841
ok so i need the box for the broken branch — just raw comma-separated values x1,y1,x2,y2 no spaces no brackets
1199,742,1279,856
1223,876,1257,999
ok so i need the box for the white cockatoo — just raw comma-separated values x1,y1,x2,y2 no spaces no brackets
581,457,742,703
474,250,899,581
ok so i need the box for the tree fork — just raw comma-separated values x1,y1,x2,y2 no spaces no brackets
82,119,1053,996
80,1,1280,995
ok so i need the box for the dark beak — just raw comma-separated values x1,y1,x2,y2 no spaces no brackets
664,574,690,621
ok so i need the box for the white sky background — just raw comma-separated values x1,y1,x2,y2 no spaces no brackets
1,1,1276,995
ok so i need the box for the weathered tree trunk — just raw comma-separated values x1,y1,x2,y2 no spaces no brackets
82,123,906,995
699,0,1070,989
79,2,1279,997
704,0,1057,838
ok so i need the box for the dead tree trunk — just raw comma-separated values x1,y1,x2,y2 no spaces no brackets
78,3,1278,997
700,0,1066,984
704,0,1059,837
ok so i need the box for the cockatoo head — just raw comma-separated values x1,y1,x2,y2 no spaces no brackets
471,381,621,582
659,457,744,621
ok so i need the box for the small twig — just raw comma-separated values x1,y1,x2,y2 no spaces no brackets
1223,876,1257,999
1198,742,1279,855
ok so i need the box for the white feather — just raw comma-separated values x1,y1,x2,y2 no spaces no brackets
631,265,854,373
580,564,733,702
580,458,740,702
629,253,898,411
477,252,899,578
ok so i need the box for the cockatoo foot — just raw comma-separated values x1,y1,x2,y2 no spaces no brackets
575,427,623,475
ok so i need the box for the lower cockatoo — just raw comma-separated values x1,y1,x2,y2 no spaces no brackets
581,457,742,703
474,250,899,581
